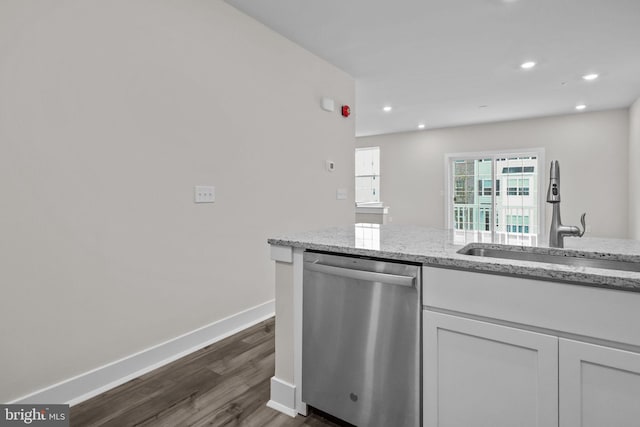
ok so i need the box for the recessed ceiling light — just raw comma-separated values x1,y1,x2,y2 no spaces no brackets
383,106,392,112
418,123,425,129
575,104,587,111
582,73,599,81
520,61,536,69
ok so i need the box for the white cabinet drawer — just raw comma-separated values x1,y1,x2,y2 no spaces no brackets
423,266,640,348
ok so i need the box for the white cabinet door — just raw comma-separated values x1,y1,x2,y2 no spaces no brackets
424,311,558,427
559,338,640,427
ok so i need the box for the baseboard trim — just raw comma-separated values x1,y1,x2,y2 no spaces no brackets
267,399,297,418
11,300,275,406
267,376,297,417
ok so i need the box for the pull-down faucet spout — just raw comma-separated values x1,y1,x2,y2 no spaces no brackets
547,160,586,248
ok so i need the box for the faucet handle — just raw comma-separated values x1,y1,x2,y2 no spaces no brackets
578,213,586,237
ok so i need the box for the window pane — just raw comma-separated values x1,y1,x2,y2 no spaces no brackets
452,158,492,232
495,156,539,243
355,176,380,203
355,147,380,176
355,147,380,203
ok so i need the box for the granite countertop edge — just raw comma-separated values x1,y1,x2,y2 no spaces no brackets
267,236,640,293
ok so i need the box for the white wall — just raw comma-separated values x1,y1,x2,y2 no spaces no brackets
356,109,629,239
630,98,640,240
0,1,354,402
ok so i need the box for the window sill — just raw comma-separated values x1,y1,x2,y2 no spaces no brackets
355,203,389,214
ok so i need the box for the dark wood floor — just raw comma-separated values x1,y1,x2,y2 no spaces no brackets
70,318,344,426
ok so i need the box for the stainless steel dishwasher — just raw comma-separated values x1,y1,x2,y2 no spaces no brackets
302,251,421,427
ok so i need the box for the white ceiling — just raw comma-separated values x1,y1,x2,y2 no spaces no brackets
225,0,640,137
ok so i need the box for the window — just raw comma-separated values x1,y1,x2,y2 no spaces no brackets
506,215,530,233
453,159,477,205
478,179,492,196
355,147,380,204
480,207,491,231
502,166,535,174
446,150,544,245
507,178,530,196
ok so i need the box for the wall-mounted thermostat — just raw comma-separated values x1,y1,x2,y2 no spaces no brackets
326,160,336,172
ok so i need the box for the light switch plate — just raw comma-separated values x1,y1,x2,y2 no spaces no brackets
194,186,215,203
336,188,347,200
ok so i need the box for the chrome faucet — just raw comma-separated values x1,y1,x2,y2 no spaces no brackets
547,160,586,248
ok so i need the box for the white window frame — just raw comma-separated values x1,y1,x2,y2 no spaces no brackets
355,146,381,205
444,148,546,239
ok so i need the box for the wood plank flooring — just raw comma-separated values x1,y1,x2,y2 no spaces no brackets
70,318,347,427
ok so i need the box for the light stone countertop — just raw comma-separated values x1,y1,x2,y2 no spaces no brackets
268,224,640,292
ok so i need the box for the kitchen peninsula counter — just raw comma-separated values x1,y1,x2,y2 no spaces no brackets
267,224,640,422
268,224,640,292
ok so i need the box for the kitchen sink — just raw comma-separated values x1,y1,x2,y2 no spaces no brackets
458,245,640,273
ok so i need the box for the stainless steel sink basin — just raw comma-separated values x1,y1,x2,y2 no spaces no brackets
458,246,640,273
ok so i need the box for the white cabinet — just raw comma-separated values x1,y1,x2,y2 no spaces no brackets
423,311,558,427
422,266,640,427
559,338,640,427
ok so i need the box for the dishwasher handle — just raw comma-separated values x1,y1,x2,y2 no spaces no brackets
304,262,415,288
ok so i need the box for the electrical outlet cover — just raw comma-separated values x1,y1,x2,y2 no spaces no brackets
194,186,215,203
